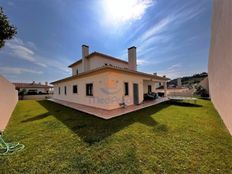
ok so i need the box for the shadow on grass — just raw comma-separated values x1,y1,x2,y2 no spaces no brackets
22,112,51,122
35,100,169,145
169,101,202,107
199,97,211,101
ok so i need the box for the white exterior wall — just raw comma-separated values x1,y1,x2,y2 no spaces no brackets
89,55,128,70
53,72,111,109
0,75,18,131
71,55,128,76
106,71,144,110
72,63,83,76
143,80,157,93
208,0,232,135
53,71,146,110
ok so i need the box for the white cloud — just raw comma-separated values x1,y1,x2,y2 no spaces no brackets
157,63,184,79
167,63,182,70
137,59,149,65
5,38,47,67
4,38,71,73
139,17,172,43
132,1,204,61
102,0,154,25
0,67,43,75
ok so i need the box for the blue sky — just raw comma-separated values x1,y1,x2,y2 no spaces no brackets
0,0,211,83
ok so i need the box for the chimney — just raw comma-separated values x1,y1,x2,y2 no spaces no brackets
32,81,35,84
128,46,137,71
82,45,89,72
45,82,48,86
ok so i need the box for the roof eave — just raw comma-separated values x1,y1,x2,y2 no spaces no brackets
51,66,169,84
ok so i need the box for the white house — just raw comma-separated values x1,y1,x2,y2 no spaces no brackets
14,81,53,94
51,45,169,110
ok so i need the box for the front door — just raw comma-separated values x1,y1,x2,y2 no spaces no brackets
133,83,139,105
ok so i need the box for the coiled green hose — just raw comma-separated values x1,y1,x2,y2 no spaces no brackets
0,133,24,155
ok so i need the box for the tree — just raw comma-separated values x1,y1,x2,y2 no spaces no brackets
0,7,17,48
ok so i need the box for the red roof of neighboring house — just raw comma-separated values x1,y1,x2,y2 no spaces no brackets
13,82,53,89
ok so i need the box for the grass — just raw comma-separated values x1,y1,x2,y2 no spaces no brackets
0,99,232,174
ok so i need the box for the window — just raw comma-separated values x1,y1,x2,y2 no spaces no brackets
73,85,78,94
76,69,79,75
86,83,93,96
64,86,67,95
148,85,152,93
58,87,60,95
124,82,129,96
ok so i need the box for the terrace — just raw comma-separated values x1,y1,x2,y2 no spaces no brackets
48,97,169,119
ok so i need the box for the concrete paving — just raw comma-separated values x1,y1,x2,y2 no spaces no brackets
48,97,169,119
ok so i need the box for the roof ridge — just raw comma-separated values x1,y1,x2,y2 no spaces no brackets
68,51,128,67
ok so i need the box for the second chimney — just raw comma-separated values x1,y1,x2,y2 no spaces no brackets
128,46,137,71
82,45,89,72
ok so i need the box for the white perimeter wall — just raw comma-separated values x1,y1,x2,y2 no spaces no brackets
0,75,18,131
156,88,193,97
208,0,232,135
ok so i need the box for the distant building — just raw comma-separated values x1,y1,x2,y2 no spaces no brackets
13,81,53,95
199,77,209,95
177,78,182,87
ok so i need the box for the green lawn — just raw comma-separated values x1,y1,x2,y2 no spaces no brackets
1,99,232,174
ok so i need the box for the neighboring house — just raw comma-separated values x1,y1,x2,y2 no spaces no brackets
51,45,169,110
14,81,53,95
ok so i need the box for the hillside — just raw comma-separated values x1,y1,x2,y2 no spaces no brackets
168,72,208,87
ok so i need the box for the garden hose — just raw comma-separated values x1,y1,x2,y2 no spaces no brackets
0,132,25,155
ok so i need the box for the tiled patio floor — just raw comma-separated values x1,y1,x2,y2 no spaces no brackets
48,97,169,119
